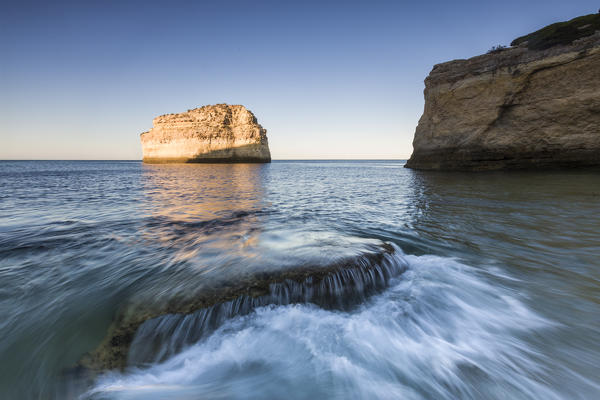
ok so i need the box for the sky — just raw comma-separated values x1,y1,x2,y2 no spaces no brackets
1,0,598,160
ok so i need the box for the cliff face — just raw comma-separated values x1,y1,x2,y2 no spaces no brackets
406,28,600,170
141,104,271,163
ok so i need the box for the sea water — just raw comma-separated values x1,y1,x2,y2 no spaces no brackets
0,160,599,399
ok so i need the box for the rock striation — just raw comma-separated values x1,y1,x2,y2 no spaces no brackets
141,104,271,163
406,15,600,170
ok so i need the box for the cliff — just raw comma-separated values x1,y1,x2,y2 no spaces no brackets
406,14,600,170
141,104,271,163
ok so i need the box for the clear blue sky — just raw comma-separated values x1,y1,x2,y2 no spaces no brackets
1,0,597,159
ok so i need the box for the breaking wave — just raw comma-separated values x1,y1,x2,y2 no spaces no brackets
85,249,558,400
126,244,407,366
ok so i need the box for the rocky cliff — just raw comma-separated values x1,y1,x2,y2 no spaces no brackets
141,104,271,163
406,15,600,170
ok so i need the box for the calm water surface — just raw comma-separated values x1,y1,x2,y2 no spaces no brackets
0,160,599,399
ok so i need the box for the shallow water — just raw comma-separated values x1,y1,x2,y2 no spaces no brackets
0,160,599,399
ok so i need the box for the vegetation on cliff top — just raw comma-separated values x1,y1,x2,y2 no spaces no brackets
511,13,600,50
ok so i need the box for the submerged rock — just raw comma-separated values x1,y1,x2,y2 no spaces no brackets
78,244,407,372
406,15,600,170
141,104,271,163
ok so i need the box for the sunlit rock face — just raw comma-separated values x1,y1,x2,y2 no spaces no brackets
141,104,271,163
406,32,600,170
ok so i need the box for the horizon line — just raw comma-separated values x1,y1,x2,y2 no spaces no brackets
0,158,409,162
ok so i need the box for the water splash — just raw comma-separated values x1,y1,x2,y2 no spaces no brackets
86,251,563,400
127,245,408,365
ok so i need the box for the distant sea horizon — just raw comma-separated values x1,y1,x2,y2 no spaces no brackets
0,158,410,162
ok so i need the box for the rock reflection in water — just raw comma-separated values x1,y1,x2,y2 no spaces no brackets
140,163,267,272
128,164,271,324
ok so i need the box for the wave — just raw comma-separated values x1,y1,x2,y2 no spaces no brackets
80,243,407,371
0,211,263,256
85,250,559,400
127,245,407,366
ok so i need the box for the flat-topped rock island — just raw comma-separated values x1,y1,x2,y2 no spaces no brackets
141,104,271,163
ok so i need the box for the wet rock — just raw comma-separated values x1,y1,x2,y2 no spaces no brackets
78,244,406,372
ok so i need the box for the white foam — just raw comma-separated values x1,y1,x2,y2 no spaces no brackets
85,252,560,400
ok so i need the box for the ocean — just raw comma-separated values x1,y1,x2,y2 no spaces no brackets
0,160,599,399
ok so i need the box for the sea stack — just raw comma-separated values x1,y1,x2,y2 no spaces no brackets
406,14,600,170
141,104,271,163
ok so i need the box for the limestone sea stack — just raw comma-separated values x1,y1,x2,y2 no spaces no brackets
141,104,271,163
406,13,600,170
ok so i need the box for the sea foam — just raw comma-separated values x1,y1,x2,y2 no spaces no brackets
86,250,556,400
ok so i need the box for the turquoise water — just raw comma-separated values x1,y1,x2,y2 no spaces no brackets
0,161,599,399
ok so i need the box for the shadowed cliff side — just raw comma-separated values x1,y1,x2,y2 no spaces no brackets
141,104,271,163
406,14,600,171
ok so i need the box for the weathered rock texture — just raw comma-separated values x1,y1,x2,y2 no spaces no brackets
141,104,271,163
406,25,600,170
